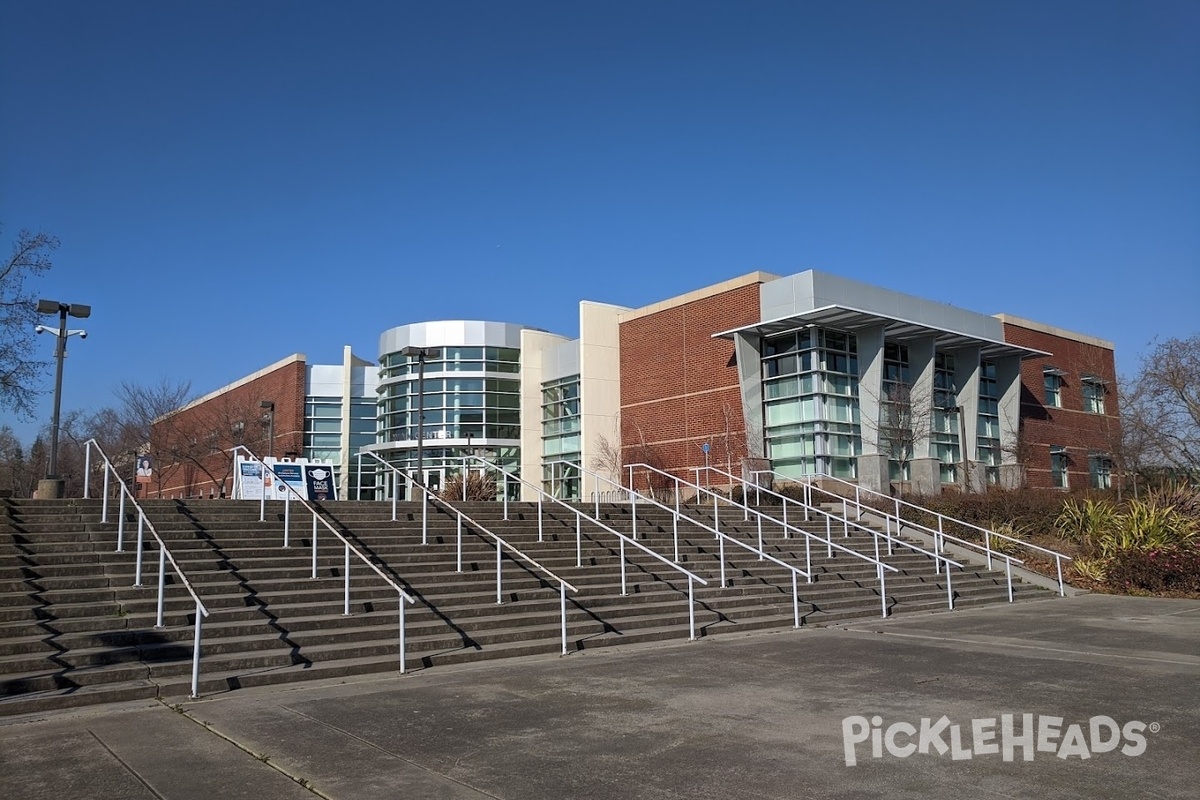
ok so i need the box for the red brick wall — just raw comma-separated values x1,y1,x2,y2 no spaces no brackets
619,283,762,481
1003,323,1120,490
149,359,307,498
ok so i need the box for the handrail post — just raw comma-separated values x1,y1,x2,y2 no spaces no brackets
190,606,203,699
804,535,812,582
719,535,727,588
878,563,887,617
1056,556,1065,597
457,515,463,571
283,490,291,547
356,453,362,501
672,513,679,563
343,543,351,615
421,491,428,545
537,495,544,542
792,572,800,628
619,538,627,595
156,546,166,628
757,514,763,561
118,489,127,550
102,468,110,523
399,596,408,674
463,455,468,502
495,542,502,604
560,581,568,656
630,489,637,540
945,558,954,610
83,443,91,498
134,510,145,586
503,473,509,519
311,512,318,579
576,512,582,568
391,472,398,520
259,473,265,521
687,577,696,641
1006,558,1014,603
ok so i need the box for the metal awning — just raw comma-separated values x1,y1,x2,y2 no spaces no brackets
712,304,1050,360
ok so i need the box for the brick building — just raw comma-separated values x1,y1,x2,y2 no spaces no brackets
152,268,1119,501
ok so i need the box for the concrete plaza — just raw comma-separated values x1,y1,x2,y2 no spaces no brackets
3,593,1198,800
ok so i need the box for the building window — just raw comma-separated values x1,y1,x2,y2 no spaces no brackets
1082,377,1106,415
1089,453,1113,490
977,360,1001,485
1050,446,1069,489
542,375,581,499
1043,369,1063,408
763,328,859,478
932,352,960,484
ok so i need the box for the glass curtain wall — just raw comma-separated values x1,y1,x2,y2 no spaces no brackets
542,374,581,499
375,346,522,483
762,328,860,479
977,361,1001,485
882,343,911,481
931,352,960,484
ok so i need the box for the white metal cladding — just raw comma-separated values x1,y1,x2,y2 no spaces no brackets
378,320,537,357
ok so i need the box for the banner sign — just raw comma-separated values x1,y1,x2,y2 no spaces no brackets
136,455,153,485
237,460,264,500
305,465,337,501
232,456,338,501
272,463,305,500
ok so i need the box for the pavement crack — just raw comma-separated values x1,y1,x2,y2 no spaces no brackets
163,700,332,799
277,704,503,799
86,728,165,800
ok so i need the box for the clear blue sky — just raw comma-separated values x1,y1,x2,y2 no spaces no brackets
2,1,1197,445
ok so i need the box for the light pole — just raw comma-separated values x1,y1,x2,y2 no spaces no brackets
35,299,90,499
399,346,432,497
260,400,275,459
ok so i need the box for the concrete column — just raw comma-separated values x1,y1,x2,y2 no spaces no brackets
952,346,984,492
734,332,765,464
907,337,939,495
855,325,888,493
995,355,1025,489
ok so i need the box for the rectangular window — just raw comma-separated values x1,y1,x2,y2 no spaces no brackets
1082,378,1106,414
1089,453,1113,490
1050,446,1069,489
1043,370,1063,407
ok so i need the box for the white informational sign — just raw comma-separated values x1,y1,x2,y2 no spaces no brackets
232,456,338,501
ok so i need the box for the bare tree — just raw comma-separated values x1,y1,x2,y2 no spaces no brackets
859,380,940,495
1122,334,1200,477
590,433,623,483
154,392,265,497
0,226,59,418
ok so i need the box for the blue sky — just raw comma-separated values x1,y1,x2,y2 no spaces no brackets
2,1,1197,445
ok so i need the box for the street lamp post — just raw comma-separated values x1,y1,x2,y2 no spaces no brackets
399,346,432,498
35,299,90,499
260,400,275,460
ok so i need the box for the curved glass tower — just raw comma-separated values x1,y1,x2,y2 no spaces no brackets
367,321,530,496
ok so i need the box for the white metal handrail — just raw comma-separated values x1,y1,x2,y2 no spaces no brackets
688,464,972,609
456,455,711,641
232,447,418,672
547,459,813,627
624,461,910,617
82,440,210,697
357,452,578,655
750,467,1067,596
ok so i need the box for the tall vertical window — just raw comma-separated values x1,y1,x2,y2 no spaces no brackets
542,375,581,499
1043,369,1063,408
1089,453,1113,490
1082,377,1106,414
762,328,859,479
977,360,1001,485
1050,446,1069,489
931,352,959,484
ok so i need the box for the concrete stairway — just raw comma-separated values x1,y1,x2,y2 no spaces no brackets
1,496,1050,716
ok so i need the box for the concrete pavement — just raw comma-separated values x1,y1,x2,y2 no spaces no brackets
3,593,1198,799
